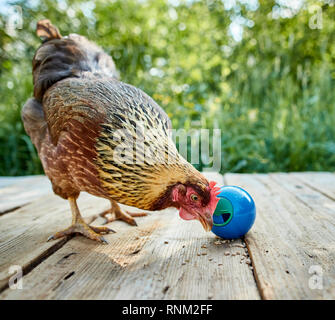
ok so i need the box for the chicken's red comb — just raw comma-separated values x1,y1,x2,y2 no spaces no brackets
209,181,221,197
208,181,221,215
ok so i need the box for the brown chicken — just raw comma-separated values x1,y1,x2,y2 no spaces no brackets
22,20,220,243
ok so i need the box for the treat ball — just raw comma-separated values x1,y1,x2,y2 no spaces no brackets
211,186,256,239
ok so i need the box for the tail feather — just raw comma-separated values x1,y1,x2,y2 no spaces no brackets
33,19,118,101
36,19,62,41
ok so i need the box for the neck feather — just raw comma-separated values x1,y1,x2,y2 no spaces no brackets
148,158,209,210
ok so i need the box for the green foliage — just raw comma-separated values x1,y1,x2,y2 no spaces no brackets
0,0,334,175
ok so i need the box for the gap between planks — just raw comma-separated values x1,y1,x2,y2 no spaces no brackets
225,172,335,299
0,192,111,293
290,172,335,202
223,173,264,299
0,175,52,215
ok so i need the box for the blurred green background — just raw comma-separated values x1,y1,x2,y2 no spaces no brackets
0,0,334,175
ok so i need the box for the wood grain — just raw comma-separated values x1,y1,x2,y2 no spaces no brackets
0,176,39,188
3,172,333,300
225,173,335,299
291,172,335,201
0,172,260,300
0,192,111,291
0,175,51,214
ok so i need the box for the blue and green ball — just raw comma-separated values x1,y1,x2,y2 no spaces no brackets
211,186,256,239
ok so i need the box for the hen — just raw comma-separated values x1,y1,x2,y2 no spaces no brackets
22,20,220,243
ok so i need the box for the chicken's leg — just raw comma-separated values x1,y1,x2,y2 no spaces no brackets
100,200,147,226
47,197,115,244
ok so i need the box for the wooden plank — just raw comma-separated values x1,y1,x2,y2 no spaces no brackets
0,175,51,214
0,172,260,300
0,192,111,291
225,173,335,299
0,176,39,189
291,172,335,201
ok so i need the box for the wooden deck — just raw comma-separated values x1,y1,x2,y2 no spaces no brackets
0,172,334,300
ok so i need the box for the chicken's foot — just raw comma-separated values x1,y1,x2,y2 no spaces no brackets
47,197,115,244
100,200,147,226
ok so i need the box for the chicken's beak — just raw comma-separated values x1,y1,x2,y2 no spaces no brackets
197,209,213,232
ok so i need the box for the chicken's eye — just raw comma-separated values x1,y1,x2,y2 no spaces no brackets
190,194,199,201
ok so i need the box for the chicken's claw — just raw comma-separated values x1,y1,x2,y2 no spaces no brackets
100,236,109,244
100,200,147,227
47,220,114,244
47,234,55,242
